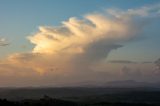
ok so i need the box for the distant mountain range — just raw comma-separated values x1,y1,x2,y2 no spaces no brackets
105,80,153,87
72,80,160,88
105,80,160,88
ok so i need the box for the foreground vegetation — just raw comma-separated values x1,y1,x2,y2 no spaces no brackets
0,95,160,106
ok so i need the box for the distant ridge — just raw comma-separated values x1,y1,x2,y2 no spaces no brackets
69,80,160,88
105,80,152,87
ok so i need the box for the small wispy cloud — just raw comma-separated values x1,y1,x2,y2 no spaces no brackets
0,38,10,46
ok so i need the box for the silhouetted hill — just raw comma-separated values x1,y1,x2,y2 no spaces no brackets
0,96,77,106
0,95,160,106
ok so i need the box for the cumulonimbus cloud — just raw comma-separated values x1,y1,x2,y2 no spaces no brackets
28,14,136,55
26,4,159,69
5,4,160,73
0,4,159,86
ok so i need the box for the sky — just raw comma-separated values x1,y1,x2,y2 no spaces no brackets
0,0,160,87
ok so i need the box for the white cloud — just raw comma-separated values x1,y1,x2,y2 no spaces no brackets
28,14,135,55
